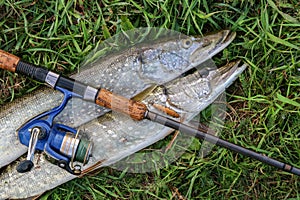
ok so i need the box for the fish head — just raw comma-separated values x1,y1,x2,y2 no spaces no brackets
200,60,247,101
159,60,247,114
137,30,236,85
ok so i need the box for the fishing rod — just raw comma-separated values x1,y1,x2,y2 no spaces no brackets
0,50,299,176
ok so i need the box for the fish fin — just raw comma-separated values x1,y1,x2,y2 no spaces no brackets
132,85,157,101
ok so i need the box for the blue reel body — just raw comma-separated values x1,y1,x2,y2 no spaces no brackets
17,87,92,175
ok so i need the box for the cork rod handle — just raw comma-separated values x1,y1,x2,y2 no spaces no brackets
0,49,148,121
96,88,148,121
0,50,20,72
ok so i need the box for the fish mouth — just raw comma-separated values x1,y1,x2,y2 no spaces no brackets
211,60,247,87
207,30,236,56
190,30,236,65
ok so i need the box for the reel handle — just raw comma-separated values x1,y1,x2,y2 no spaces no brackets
16,127,43,173
16,160,34,173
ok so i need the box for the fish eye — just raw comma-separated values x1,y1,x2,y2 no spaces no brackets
202,39,212,47
181,38,193,49
199,89,210,98
198,68,209,77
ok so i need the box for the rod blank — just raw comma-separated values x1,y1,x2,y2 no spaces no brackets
146,111,300,176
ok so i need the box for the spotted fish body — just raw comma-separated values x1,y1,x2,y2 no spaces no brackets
0,29,235,169
0,61,247,199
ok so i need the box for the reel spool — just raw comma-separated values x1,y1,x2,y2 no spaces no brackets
16,87,93,175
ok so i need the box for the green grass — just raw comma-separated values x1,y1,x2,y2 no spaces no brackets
1,0,300,199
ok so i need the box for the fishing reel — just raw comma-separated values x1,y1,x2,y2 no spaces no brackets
16,87,93,175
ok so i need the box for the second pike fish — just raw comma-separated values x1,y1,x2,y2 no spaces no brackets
0,60,247,199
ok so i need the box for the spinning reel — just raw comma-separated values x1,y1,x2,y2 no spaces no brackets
16,87,93,175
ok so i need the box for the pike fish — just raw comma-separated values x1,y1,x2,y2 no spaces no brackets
0,60,247,199
0,28,235,169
